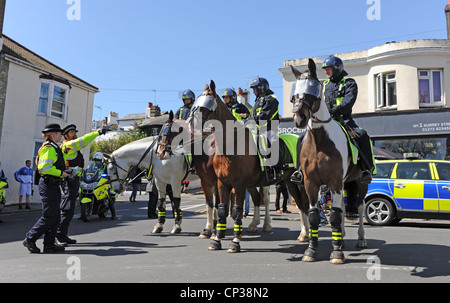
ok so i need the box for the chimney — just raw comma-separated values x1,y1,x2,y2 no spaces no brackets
446,1,450,39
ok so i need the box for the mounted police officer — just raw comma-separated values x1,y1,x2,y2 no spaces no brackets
56,124,107,246
175,89,195,121
249,77,281,181
222,88,250,122
23,124,69,253
322,55,374,184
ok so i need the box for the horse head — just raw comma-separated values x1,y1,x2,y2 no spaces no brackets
290,58,324,129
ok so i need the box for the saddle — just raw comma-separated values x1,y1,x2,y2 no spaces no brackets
335,120,359,165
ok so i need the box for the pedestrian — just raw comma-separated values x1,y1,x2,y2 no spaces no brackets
14,160,33,209
57,124,106,246
275,181,291,213
129,165,143,202
23,124,69,254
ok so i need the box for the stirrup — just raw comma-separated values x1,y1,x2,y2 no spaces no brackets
290,170,304,185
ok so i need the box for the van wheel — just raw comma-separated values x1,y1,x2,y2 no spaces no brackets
365,197,395,226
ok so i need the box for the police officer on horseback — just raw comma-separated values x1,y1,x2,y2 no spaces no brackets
322,55,374,184
249,77,282,181
175,89,195,121
222,88,250,122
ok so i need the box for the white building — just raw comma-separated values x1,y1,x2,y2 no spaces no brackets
0,36,98,204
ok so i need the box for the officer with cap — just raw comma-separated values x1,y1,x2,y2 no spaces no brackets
222,88,250,122
56,124,108,246
175,89,195,120
23,123,69,253
321,55,374,184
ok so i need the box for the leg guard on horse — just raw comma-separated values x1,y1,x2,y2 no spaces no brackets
171,197,182,234
152,198,166,233
330,207,345,264
208,203,228,251
302,208,320,262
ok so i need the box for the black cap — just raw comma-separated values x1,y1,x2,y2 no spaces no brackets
42,123,63,134
62,124,78,136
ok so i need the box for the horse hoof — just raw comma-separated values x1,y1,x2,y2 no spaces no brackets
302,255,316,262
330,251,345,264
208,239,222,251
246,225,257,233
262,225,272,233
227,241,241,253
152,226,163,234
356,240,368,248
199,229,212,239
170,227,182,234
297,235,309,242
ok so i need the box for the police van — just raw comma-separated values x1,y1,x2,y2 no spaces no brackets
365,159,450,226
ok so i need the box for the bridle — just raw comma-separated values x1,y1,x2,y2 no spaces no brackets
292,93,332,125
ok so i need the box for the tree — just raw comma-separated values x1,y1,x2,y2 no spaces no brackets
89,131,147,159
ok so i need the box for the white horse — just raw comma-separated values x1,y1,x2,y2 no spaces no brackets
290,59,368,264
106,135,198,234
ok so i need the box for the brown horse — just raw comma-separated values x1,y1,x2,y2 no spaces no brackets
188,80,309,253
290,59,368,264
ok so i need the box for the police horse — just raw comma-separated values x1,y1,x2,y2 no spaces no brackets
105,125,198,235
188,80,309,253
158,109,274,238
290,59,368,264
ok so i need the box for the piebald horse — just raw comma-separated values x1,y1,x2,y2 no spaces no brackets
105,125,198,235
290,59,368,264
188,80,309,253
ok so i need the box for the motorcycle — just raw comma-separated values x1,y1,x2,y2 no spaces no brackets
79,162,117,222
0,177,8,216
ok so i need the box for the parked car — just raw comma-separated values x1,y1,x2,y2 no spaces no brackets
365,159,450,226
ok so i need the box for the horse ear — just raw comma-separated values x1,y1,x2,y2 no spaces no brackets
290,65,302,80
210,80,216,93
308,58,318,79
169,110,174,121
203,84,209,92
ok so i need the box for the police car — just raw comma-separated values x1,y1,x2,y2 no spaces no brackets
365,159,450,226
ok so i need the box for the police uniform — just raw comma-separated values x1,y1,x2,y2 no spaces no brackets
229,102,250,121
175,105,192,120
57,124,100,245
323,74,375,177
252,94,279,133
24,124,66,253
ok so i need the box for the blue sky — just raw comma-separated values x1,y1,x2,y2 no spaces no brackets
3,0,448,120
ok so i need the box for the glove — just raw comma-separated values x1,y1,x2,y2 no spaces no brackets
329,106,340,118
98,127,109,135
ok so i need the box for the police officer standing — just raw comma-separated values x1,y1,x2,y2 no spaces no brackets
321,55,374,183
23,124,69,253
222,88,250,122
56,124,105,246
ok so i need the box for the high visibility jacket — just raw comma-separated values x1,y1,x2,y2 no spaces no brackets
252,94,279,130
229,103,250,121
175,105,192,121
323,76,358,121
36,139,66,177
62,131,100,176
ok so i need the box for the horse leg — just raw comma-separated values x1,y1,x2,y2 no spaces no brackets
302,182,320,262
170,197,182,234
357,196,367,248
152,198,166,233
261,186,272,233
285,180,309,242
228,186,246,253
246,187,260,233
208,180,231,251
329,192,345,264
199,182,215,239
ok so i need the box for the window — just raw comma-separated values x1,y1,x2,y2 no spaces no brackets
419,69,443,105
38,80,69,119
375,72,397,109
32,141,44,170
396,162,432,180
373,163,394,178
435,162,450,181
